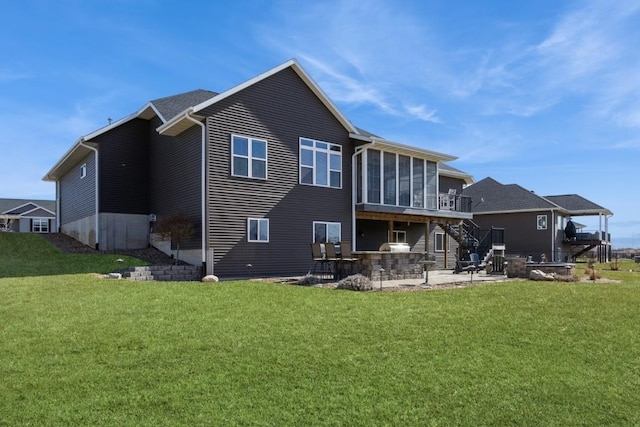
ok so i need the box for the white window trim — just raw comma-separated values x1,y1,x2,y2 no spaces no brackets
313,221,341,243
299,137,342,189
80,163,87,179
393,230,407,243
231,134,268,180
247,218,269,243
435,232,445,252
32,218,49,233
361,148,437,209
537,215,548,230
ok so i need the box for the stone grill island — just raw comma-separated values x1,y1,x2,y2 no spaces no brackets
353,243,428,280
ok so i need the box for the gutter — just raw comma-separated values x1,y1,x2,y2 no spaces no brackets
183,112,209,273
79,138,99,250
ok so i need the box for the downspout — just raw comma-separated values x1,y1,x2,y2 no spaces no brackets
79,139,99,249
184,111,208,273
55,180,61,232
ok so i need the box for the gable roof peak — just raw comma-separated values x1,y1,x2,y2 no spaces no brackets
157,58,358,137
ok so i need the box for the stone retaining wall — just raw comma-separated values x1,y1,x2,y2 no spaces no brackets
121,265,201,281
506,257,575,278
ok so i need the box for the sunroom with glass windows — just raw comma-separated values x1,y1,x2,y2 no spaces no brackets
351,137,473,255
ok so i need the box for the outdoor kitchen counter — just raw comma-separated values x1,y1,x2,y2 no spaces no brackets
352,251,429,280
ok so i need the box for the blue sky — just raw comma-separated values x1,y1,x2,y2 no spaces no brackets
1,0,639,247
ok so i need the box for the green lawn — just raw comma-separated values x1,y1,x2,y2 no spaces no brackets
0,233,144,278
1,234,640,426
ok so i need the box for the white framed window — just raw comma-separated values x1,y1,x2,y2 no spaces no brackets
300,138,342,188
435,232,445,252
537,215,548,230
32,218,49,233
232,135,267,179
313,221,341,243
80,163,87,179
393,230,407,243
247,218,269,242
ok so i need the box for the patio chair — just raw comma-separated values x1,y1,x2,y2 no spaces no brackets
338,241,358,276
311,243,330,279
454,252,482,274
324,242,340,279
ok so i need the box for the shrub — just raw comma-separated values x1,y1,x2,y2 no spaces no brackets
296,274,321,286
585,268,601,281
336,274,373,291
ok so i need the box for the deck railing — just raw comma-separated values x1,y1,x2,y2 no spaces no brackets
573,230,611,243
438,194,472,213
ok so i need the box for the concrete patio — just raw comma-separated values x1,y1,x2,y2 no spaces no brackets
370,269,512,289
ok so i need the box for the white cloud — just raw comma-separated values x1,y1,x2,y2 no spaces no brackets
404,105,441,124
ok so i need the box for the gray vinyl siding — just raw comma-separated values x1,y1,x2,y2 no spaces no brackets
93,118,150,215
149,117,202,250
59,151,96,225
200,67,352,277
23,208,55,218
439,176,464,195
472,211,553,259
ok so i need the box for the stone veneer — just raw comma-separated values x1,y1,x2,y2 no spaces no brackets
506,257,575,279
120,265,201,281
353,251,428,280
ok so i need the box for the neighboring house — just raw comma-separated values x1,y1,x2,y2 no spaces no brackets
44,59,474,278
462,177,613,262
0,198,56,233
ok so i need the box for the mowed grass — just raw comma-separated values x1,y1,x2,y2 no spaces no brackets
0,233,144,278
1,235,640,426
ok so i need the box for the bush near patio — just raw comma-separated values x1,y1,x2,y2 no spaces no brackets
1,234,639,426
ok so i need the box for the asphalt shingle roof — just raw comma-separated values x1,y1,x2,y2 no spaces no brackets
544,194,611,215
462,177,558,213
0,199,55,214
150,89,217,122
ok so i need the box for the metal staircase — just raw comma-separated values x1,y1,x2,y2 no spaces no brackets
439,220,506,273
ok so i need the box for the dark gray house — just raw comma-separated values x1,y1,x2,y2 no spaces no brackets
44,59,474,277
463,177,613,262
0,198,56,233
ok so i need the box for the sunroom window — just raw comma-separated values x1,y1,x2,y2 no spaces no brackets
358,148,438,209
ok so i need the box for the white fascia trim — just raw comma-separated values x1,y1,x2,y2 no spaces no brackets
156,107,195,134
440,169,474,185
474,207,568,216
349,133,374,142
17,205,56,217
3,201,38,215
368,136,457,162
43,138,86,181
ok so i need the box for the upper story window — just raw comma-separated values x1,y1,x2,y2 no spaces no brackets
80,163,87,179
299,138,342,189
232,135,267,179
537,215,548,230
